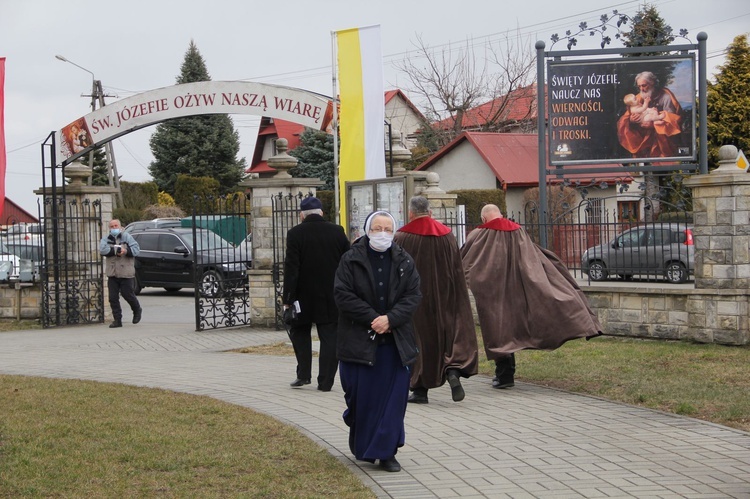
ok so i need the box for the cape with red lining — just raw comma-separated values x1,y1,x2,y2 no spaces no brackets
460,220,602,358
398,216,452,236
478,217,521,232
393,217,479,388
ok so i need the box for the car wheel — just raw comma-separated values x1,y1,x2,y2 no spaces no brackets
164,287,182,293
588,261,608,281
199,269,224,298
665,262,688,284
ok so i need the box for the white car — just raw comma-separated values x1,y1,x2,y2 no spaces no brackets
1,223,44,245
0,241,22,281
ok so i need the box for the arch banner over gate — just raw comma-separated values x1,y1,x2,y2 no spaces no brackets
56,81,333,166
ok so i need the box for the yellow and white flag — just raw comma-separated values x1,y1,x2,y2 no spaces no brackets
335,25,385,228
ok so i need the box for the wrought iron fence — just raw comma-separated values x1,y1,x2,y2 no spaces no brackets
271,192,313,330
40,198,104,327
191,193,254,331
444,195,693,284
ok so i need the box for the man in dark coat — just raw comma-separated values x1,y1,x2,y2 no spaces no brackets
283,196,350,392
393,196,478,404
460,204,602,389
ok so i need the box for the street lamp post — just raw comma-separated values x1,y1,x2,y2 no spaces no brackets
55,55,123,207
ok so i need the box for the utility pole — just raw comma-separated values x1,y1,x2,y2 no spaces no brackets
91,80,123,208
55,55,123,208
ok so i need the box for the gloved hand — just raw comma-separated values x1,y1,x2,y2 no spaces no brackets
107,234,116,244
283,307,297,325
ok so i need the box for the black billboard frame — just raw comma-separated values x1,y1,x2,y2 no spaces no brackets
533,34,708,247
546,54,697,166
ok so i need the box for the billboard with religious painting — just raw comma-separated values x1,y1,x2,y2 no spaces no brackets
547,55,695,165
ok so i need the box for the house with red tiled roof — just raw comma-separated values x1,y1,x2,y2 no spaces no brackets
432,84,538,135
414,132,638,222
2,198,39,227
248,89,425,178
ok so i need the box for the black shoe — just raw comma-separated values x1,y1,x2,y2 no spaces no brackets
407,389,428,404
447,370,465,402
289,378,311,387
379,456,401,472
492,378,515,389
317,385,332,392
133,308,142,324
109,320,122,328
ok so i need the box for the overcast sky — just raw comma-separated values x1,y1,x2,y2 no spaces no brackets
2,0,748,217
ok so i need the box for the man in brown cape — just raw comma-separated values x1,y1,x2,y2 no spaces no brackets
460,204,602,389
394,196,478,404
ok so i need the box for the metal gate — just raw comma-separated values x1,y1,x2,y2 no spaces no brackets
271,192,306,329
192,193,254,331
40,198,105,327
40,132,105,328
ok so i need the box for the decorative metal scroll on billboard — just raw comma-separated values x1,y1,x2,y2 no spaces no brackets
55,81,334,166
547,55,696,165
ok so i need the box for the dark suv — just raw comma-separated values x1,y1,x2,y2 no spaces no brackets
581,223,694,284
129,228,249,297
123,218,182,234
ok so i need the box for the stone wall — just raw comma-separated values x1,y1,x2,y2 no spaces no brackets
581,286,748,346
0,283,42,320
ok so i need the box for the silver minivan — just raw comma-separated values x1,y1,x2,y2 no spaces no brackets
581,223,694,284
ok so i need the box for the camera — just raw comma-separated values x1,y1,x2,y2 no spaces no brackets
114,245,123,256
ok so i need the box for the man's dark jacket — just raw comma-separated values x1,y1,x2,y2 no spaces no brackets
282,214,350,324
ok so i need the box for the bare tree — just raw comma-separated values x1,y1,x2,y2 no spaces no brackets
395,31,536,148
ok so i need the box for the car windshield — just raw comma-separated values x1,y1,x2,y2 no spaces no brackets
182,230,232,251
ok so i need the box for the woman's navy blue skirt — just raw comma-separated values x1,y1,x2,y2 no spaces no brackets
339,342,410,462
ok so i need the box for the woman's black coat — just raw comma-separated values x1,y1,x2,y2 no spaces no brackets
334,237,422,367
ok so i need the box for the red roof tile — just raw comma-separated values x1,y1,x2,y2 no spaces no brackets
433,85,537,132
416,132,630,187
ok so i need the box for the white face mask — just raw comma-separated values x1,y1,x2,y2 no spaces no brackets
368,231,393,252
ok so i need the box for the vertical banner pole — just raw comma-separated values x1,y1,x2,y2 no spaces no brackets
536,41,548,248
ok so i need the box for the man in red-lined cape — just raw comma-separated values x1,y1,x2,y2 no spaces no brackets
617,71,683,159
393,196,478,404
460,204,602,389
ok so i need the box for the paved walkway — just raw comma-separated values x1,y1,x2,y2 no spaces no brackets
1,317,749,498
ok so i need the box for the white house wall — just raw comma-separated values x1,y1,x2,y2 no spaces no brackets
385,98,422,149
429,142,498,192
504,189,526,218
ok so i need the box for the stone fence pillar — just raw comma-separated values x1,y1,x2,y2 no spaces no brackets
683,144,750,344
238,139,324,326
35,162,118,323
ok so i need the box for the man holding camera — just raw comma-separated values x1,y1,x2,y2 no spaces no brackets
99,219,142,328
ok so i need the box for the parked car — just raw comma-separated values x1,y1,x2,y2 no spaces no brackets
234,232,253,268
123,218,182,234
1,223,44,245
129,227,248,297
4,242,43,281
0,241,22,281
581,223,694,284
